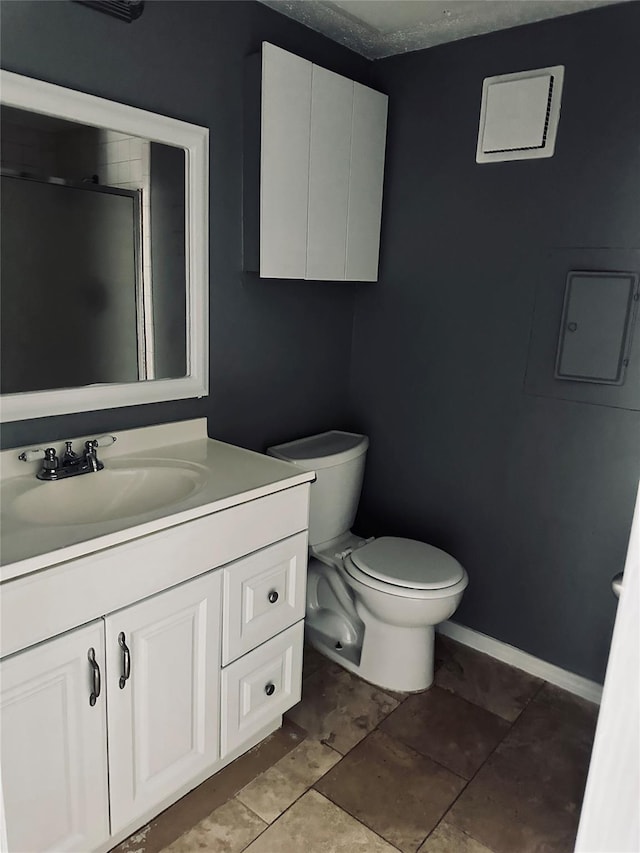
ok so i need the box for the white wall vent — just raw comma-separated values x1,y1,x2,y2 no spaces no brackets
476,65,564,163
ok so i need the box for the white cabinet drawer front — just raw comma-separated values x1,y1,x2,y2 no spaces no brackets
0,621,110,853
1,483,310,658
221,620,304,757
105,571,221,835
222,531,307,665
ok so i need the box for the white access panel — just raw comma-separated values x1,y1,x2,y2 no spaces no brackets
306,65,354,280
260,42,312,279
346,82,388,282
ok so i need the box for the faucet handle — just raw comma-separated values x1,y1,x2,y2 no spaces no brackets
18,447,45,463
92,435,117,448
43,448,59,472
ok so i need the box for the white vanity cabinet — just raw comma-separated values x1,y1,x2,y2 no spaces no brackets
0,422,314,852
0,453,312,852
254,42,388,282
0,621,111,853
0,571,223,853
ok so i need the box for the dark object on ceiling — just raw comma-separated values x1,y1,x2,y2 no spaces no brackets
73,0,145,23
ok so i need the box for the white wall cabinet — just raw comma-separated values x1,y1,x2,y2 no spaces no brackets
0,621,110,853
258,42,388,282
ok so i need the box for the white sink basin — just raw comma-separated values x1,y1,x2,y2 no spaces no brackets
7,459,208,526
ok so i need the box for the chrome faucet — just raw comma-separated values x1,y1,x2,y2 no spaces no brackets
19,435,116,481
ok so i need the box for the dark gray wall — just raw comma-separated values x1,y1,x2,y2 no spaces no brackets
350,2,640,682
0,0,371,450
3,0,639,683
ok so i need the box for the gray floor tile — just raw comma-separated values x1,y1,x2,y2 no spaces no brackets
316,729,466,853
285,660,399,754
418,821,496,853
435,636,544,722
237,738,342,823
243,790,398,852
446,684,598,853
380,685,510,779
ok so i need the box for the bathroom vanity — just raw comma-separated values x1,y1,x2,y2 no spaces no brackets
0,419,313,853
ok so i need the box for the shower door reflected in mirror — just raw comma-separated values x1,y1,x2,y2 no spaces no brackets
0,106,187,396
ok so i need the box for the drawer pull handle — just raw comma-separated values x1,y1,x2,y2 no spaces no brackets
88,647,101,706
118,631,131,689
265,682,276,696
268,590,279,604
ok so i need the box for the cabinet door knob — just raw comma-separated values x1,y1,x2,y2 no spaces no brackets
268,590,279,604
264,682,276,696
88,647,101,706
118,631,131,689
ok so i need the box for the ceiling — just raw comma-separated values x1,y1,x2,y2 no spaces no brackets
259,0,626,59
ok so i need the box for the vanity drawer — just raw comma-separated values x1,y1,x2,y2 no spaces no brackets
220,620,304,758
222,531,307,665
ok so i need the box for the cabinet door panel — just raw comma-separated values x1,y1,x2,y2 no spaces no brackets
346,83,388,282
261,42,312,279
0,621,109,853
306,65,353,281
106,571,221,834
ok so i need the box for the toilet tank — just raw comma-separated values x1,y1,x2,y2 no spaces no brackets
267,431,369,547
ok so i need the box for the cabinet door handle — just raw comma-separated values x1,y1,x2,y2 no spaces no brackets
268,590,279,604
118,631,131,689
88,647,101,706
264,682,276,696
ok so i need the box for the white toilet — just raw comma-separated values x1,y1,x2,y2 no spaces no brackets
268,430,469,692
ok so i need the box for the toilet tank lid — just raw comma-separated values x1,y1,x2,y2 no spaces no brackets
349,537,465,590
267,431,369,470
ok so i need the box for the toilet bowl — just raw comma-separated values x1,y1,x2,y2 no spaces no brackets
268,431,469,692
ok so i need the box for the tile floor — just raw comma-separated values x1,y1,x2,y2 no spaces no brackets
113,636,599,853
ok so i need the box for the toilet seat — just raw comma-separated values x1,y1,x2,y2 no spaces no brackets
347,536,464,591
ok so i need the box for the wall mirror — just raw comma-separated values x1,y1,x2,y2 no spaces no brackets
0,71,208,423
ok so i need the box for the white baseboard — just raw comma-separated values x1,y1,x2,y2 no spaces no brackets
437,621,603,705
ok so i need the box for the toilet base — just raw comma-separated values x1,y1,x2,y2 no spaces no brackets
306,619,436,693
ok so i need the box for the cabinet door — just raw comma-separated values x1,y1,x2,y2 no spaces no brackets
346,83,388,282
261,42,312,279
105,571,221,835
306,65,353,281
0,621,110,853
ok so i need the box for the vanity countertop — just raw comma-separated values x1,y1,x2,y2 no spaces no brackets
0,419,313,582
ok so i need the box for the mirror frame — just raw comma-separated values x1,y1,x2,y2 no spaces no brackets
0,70,209,423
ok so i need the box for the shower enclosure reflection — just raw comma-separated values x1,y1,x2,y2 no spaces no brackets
0,106,186,396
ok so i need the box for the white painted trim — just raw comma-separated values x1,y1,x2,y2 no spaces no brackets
0,71,209,422
437,620,603,705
